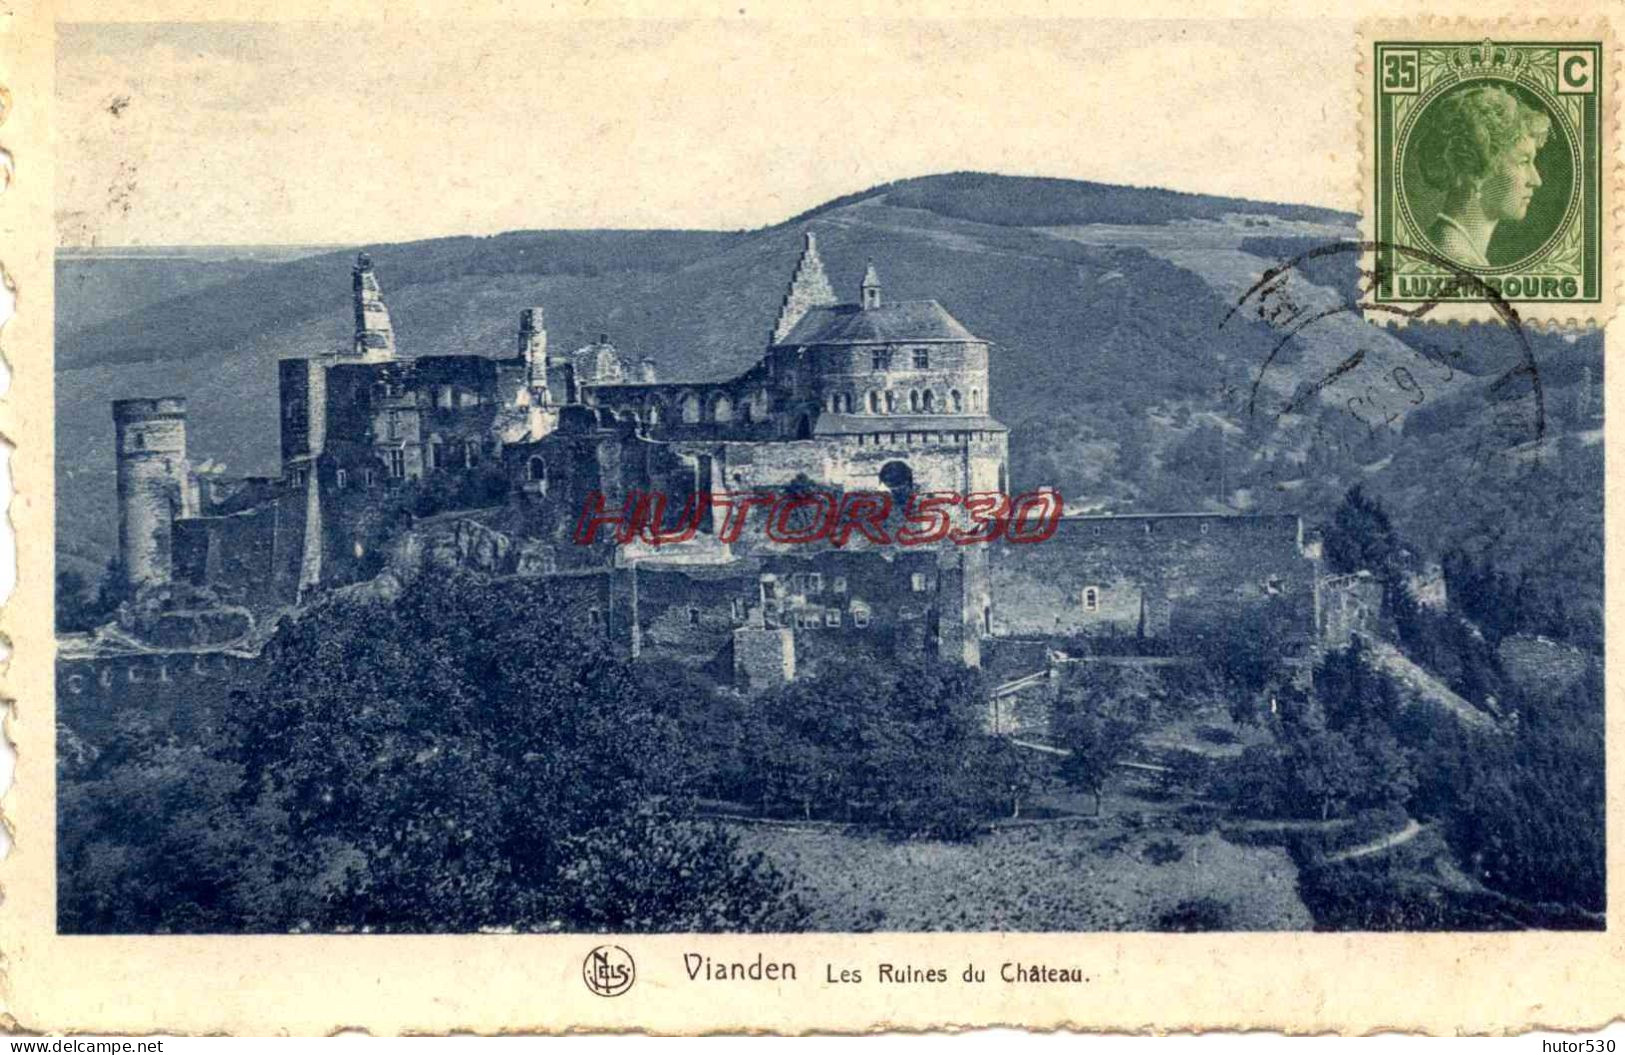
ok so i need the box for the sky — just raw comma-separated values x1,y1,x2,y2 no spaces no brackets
55,18,1357,246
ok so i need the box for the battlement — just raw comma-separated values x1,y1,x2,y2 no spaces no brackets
1056,512,1304,548
113,397,187,423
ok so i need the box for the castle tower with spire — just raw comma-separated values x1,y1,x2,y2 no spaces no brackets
771,230,839,344
351,252,397,361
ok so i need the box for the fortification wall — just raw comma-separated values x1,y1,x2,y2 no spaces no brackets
172,486,313,607
57,649,262,748
631,549,943,673
717,431,1004,498
989,514,1316,647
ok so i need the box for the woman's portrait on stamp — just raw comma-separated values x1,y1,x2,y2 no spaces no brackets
1406,81,1562,270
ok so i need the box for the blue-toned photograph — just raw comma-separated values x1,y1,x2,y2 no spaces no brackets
54,23,1604,938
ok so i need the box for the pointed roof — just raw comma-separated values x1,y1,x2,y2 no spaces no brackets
862,262,881,288
772,230,839,345
772,300,979,347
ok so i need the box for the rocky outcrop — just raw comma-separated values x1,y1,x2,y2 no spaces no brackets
426,519,515,575
116,580,255,648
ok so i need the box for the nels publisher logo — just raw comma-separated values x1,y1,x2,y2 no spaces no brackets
583,945,636,998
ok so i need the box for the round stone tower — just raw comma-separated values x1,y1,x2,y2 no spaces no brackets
113,397,191,588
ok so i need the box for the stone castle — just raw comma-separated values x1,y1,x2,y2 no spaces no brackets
85,234,1320,696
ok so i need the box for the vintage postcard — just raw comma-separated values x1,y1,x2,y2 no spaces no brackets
1,0,1623,1037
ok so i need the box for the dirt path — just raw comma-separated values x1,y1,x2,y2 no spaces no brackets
1324,818,1424,863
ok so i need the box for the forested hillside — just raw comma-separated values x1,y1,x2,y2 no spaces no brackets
57,173,1603,658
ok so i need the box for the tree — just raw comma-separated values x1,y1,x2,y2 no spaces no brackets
1114,414,1153,486
59,570,807,934
56,569,94,632
56,558,132,634
1321,486,1401,576
736,656,1024,838
1055,711,1134,815
1283,728,1364,821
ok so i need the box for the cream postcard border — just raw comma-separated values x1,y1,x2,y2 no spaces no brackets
4,0,1624,1036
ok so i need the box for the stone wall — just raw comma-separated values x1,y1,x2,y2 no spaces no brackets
171,493,311,608
989,514,1316,649
734,627,795,690
57,648,261,747
715,431,1005,500
628,548,947,675
797,339,990,423
1319,572,1383,648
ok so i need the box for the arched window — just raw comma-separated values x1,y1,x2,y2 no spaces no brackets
465,439,481,467
971,388,981,411
879,460,914,505
851,601,872,629
713,394,733,423
680,392,701,424
795,414,813,439
527,456,546,482
923,389,935,412
1083,586,1100,612
868,391,881,414
909,390,921,412
885,391,897,413
951,389,963,413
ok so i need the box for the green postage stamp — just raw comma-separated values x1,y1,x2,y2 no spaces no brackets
1367,27,1613,324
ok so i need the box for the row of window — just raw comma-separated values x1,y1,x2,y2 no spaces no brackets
583,599,879,631
780,572,847,595
367,383,486,410
309,437,489,490
767,602,872,629
775,571,928,594
825,388,983,416
605,393,764,428
851,430,997,447
871,348,934,371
